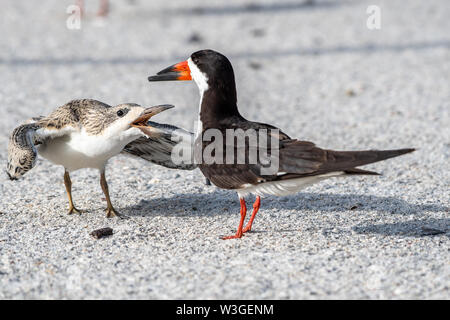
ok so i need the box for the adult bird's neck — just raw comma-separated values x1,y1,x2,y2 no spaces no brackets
199,85,241,129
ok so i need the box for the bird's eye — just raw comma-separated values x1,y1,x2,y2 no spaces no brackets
117,110,125,117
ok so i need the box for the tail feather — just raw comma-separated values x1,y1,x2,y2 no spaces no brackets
279,139,415,176
344,168,380,175
322,148,415,172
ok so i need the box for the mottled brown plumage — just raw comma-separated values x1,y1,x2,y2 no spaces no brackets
6,99,194,217
38,99,138,135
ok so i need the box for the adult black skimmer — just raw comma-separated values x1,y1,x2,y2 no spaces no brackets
148,49,415,239
7,99,195,217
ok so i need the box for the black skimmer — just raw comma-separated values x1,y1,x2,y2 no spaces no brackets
148,49,415,239
7,99,195,217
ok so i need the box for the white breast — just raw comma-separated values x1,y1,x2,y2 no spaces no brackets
37,128,140,172
236,172,344,198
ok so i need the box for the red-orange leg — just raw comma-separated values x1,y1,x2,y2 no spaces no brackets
242,196,261,233
97,0,109,17
76,0,84,17
222,198,247,240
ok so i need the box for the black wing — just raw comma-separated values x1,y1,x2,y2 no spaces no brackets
197,119,414,189
122,122,197,170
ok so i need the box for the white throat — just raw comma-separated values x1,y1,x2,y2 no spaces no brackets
188,57,209,93
188,57,209,138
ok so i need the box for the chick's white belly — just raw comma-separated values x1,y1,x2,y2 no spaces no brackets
37,133,127,172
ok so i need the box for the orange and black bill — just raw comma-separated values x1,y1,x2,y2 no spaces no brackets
148,60,192,81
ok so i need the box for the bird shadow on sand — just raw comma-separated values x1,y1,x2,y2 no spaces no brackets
119,190,448,217
160,0,336,16
119,191,449,237
1,0,448,66
353,218,449,238
3,41,449,67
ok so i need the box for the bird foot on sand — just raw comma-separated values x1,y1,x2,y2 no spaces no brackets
242,226,252,233
68,207,83,215
105,207,126,219
222,232,243,240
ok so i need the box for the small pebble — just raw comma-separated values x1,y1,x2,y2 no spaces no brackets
90,227,114,239
251,28,265,37
188,33,203,44
248,62,262,70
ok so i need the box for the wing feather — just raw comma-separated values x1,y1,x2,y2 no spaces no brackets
6,117,77,180
122,122,197,170
7,123,42,179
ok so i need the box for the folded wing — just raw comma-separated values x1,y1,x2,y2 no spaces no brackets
122,121,197,170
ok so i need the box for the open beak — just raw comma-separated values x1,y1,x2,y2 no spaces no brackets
131,104,174,128
148,60,192,82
